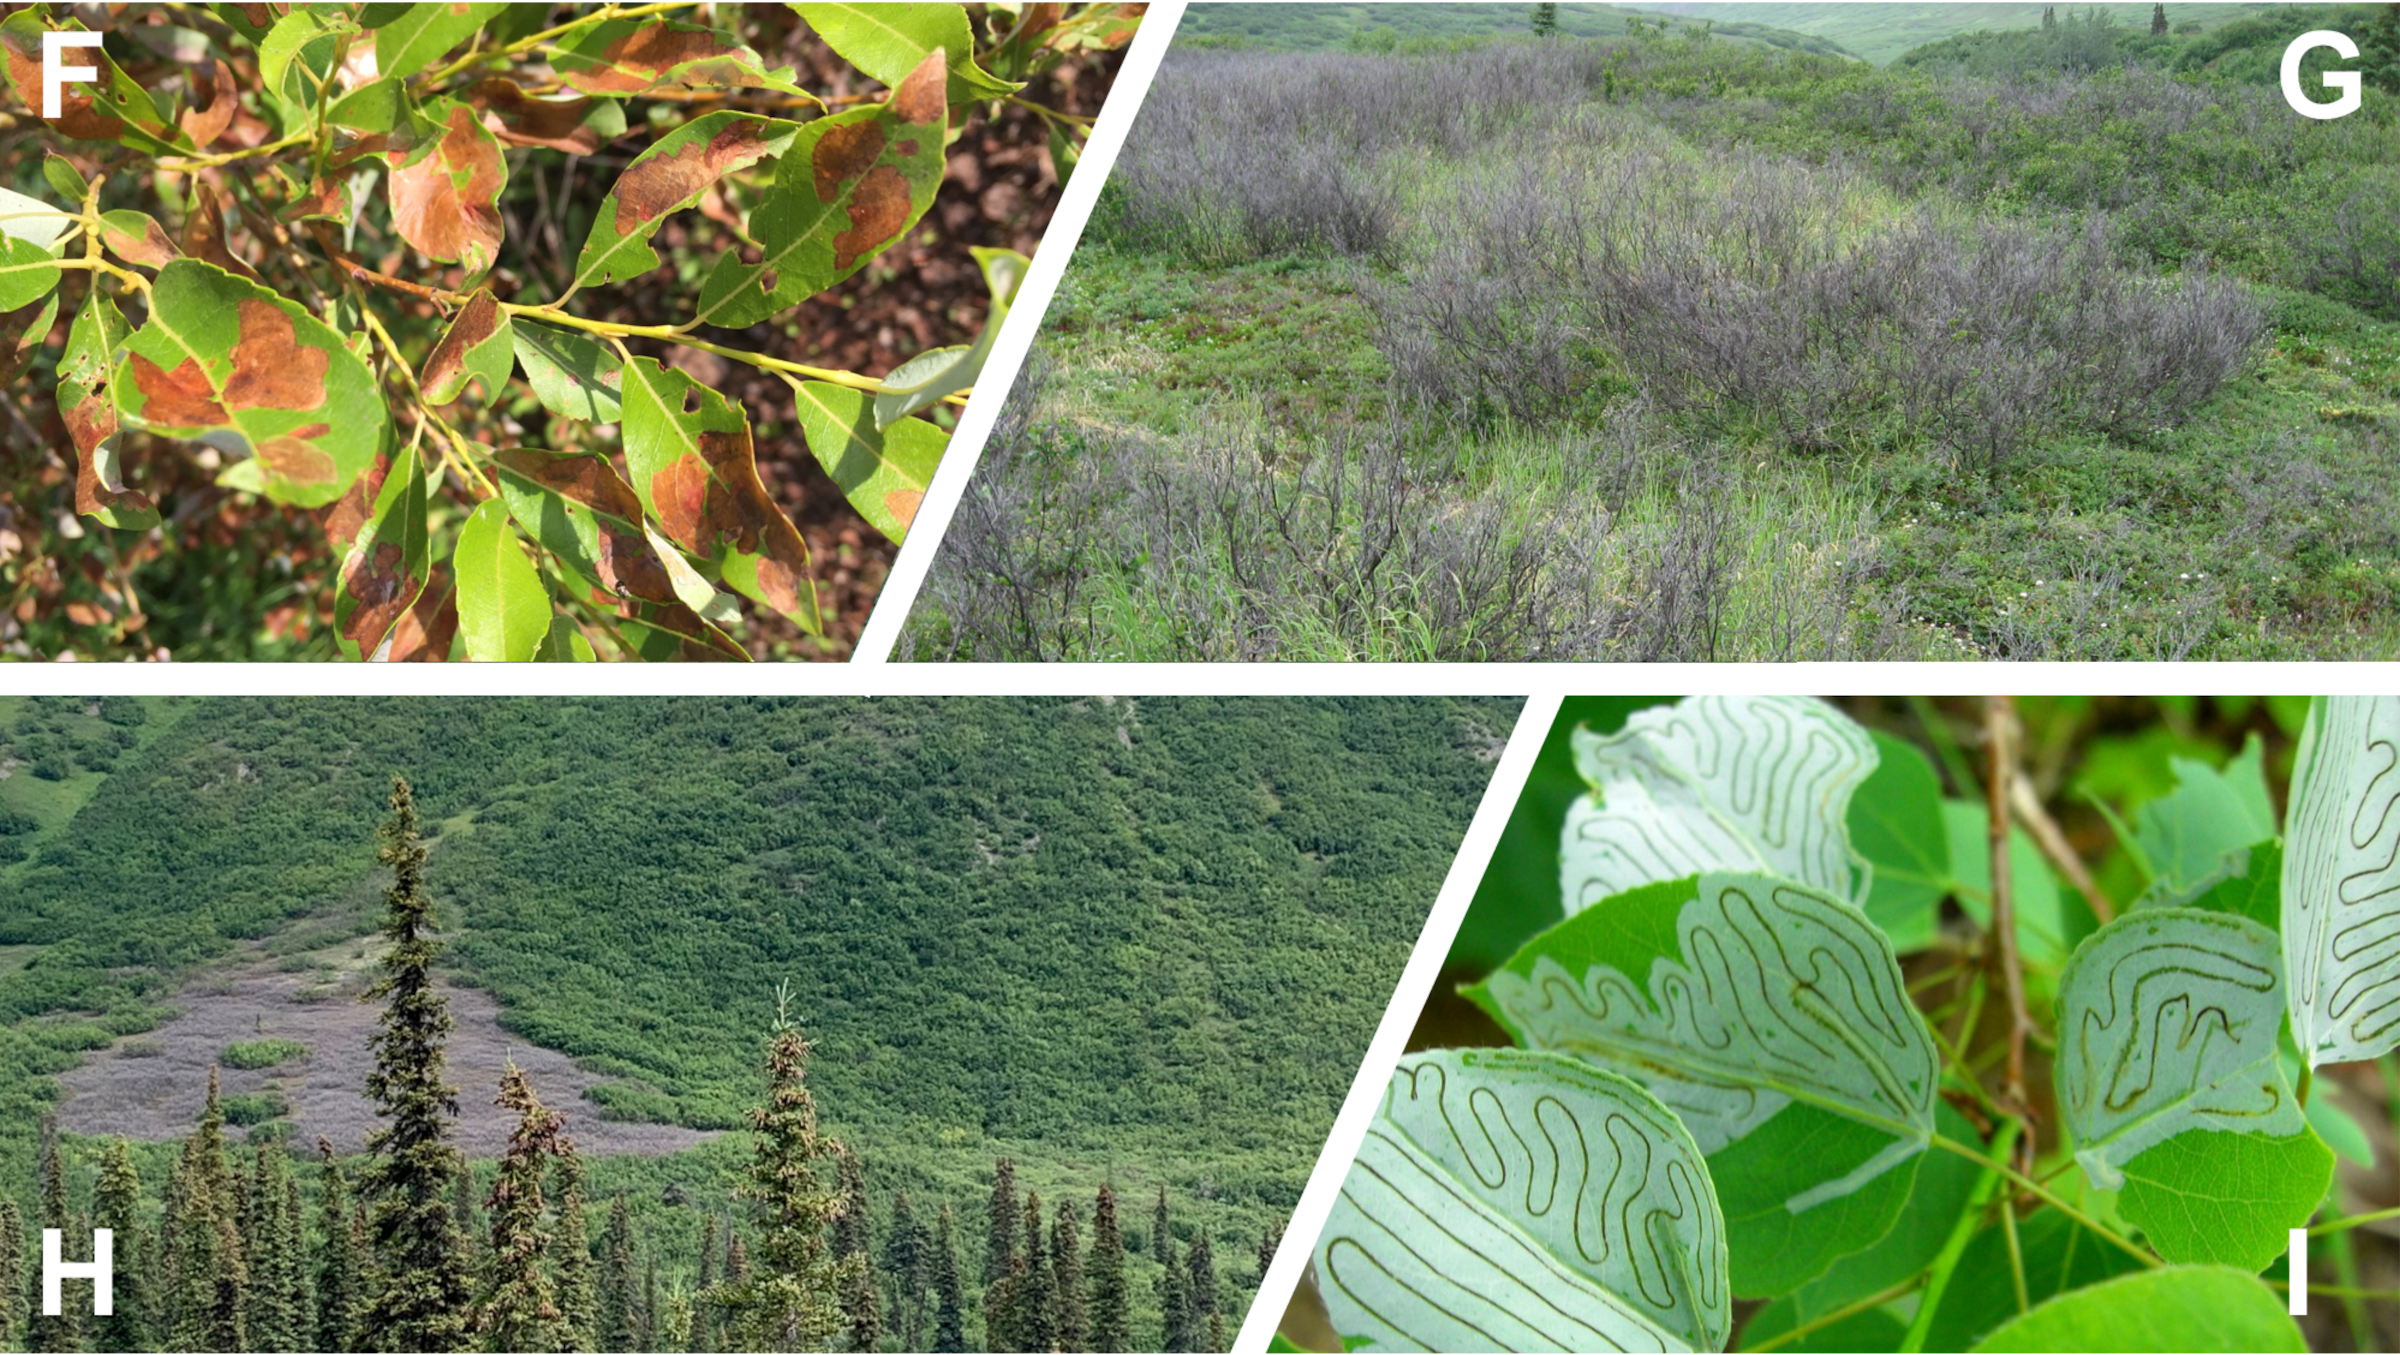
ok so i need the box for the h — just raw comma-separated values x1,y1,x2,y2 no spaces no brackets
41,1228,114,1317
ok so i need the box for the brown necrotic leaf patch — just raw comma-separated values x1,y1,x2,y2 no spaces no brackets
461,79,614,155
388,103,506,272
420,290,500,403
496,447,646,524
319,451,392,549
832,166,912,270
223,300,329,411
811,122,887,203
651,427,813,617
1,30,123,143
620,120,773,228
562,25,754,96
890,49,947,126
885,488,924,531
67,391,153,519
127,355,226,426
101,215,178,268
257,426,337,485
385,573,458,661
339,540,416,647
179,59,238,149
280,177,351,225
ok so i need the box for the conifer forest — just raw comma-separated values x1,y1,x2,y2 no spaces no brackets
0,695,1516,1351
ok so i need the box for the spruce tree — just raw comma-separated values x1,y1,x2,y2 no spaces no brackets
1052,1197,1085,1353
553,1145,597,1354
658,1287,693,1352
2149,2,2167,34
0,1197,24,1352
170,1080,247,1355
708,989,846,1352
641,1254,661,1351
246,1142,308,1352
317,1140,368,1354
600,1195,637,1351
694,1216,720,1354
452,1168,484,1277
360,775,474,1352
1186,1229,1218,1352
92,1138,148,1351
982,1160,1019,1351
882,1191,926,1351
930,1205,966,1355
1530,1,1558,37
1015,1193,1053,1354
1086,1185,1128,1354
1150,1187,1169,1280
1157,1238,1187,1355
30,1123,80,1354
833,1152,878,1349
1253,1224,1280,1291
840,1247,880,1352
477,1065,566,1353
2367,2,2400,97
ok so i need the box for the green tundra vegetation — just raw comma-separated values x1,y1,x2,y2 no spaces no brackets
0,696,1512,1350
907,4,2400,663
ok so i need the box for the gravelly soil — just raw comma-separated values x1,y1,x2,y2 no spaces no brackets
54,938,712,1159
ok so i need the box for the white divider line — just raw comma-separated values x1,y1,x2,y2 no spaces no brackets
2290,1227,2308,1316
1231,691,1565,1355
7,662,2398,699
850,0,1188,664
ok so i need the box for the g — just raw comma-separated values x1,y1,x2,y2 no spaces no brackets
2282,31,2362,120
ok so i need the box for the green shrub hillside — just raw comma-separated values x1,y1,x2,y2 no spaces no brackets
0,696,1511,1260
911,16,2400,662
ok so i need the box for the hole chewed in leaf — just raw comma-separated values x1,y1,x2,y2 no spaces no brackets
811,121,887,203
833,167,912,270
387,102,506,273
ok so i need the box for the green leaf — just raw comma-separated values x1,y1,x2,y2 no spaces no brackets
114,260,389,508
793,381,947,545
364,2,507,82
1739,1297,1906,1353
257,8,356,135
874,245,1028,428
1967,1266,2302,1353
2171,839,2282,931
1048,123,1081,189
1559,695,1877,914
420,290,513,405
620,358,822,633
327,75,407,135
2283,695,2400,1069
1471,871,1939,1296
2054,905,2324,1271
693,51,949,328
1848,730,1949,951
1785,1101,1981,1322
2117,1128,2330,1271
59,293,155,531
552,18,810,98
98,210,180,268
41,155,87,206
573,112,801,291
1312,1048,1728,1353
453,499,550,662
2135,735,2276,898
1943,801,2068,966
0,185,65,313
332,442,430,660
535,616,596,662
791,2,1025,104
0,13,191,155
513,322,624,422
1919,1207,2148,1353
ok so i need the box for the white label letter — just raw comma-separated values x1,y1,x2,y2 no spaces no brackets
40,1228,114,1317
40,30,101,120
2283,31,2362,120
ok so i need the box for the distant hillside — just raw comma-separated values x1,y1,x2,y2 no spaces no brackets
1892,3,2394,86
1178,2,1855,58
0,697,1507,1224
1645,2,2292,65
